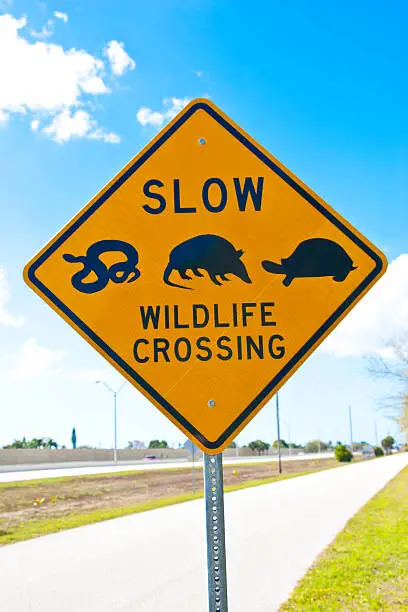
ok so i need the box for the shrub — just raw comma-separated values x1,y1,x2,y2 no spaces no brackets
381,435,395,455
374,446,384,457
335,444,353,462
248,440,270,455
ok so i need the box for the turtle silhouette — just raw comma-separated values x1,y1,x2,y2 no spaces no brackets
163,234,252,290
262,238,357,287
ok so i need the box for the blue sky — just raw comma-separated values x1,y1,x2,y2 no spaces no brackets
0,0,407,449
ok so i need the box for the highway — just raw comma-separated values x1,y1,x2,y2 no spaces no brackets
0,452,333,482
1,453,406,612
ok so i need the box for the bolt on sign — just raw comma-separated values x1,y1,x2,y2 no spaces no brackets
24,99,387,454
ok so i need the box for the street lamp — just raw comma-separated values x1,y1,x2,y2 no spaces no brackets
276,392,282,474
373,418,379,446
234,439,239,457
349,405,354,453
95,380,127,464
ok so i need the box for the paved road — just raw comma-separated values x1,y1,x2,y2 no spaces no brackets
2,454,406,612
0,452,333,482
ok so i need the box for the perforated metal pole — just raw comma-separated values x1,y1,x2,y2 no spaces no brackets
204,453,228,612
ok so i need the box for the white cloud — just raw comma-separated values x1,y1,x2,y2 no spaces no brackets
104,40,135,76
0,15,106,112
54,11,68,23
0,268,23,327
0,15,108,116
43,109,120,144
30,19,54,39
136,108,166,128
7,337,66,380
43,109,92,142
30,118,39,131
136,97,190,128
0,14,130,143
321,254,408,357
88,127,120,144
80,76,108,95
193,70,203,77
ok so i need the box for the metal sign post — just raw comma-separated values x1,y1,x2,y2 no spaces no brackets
204,453,228,611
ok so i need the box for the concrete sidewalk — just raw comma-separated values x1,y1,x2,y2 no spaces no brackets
1,453,406,612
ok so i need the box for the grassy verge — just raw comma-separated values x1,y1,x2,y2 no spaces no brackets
281,465,408,611
0,466,202,490
0,467,333,545
0,460,331,490
0,493,202,545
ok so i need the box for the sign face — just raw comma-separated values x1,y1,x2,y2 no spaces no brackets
24,99,387,454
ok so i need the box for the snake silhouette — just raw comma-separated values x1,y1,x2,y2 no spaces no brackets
63,239,140,294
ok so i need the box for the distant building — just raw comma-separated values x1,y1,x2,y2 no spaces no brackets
362,444,375,458
129,440,145,449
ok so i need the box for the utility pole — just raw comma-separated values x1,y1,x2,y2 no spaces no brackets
276,392,282,474
315,427,321,455
287,422,291,458
374,419,379,446
283,420,291,457
349,405,353,452
192,444,196,494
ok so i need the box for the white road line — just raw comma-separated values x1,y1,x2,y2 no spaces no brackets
0,453,333,482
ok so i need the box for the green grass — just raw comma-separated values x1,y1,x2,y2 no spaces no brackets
0,467,330,545
281,465,408,611
0,493,202,544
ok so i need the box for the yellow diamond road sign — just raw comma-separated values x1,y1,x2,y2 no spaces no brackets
24,99,387,454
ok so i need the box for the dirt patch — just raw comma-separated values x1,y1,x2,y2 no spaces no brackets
0,458,335,542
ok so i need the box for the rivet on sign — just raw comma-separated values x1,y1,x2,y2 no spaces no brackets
198,137,206,145
208,399,216,408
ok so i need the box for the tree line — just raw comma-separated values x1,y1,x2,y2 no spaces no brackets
3,437,59,449
238,437,398,456
2,435,398,454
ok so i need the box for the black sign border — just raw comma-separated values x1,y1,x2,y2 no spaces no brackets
27,101,385,450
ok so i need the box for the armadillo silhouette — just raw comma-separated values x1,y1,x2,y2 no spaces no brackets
163,234,252,289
